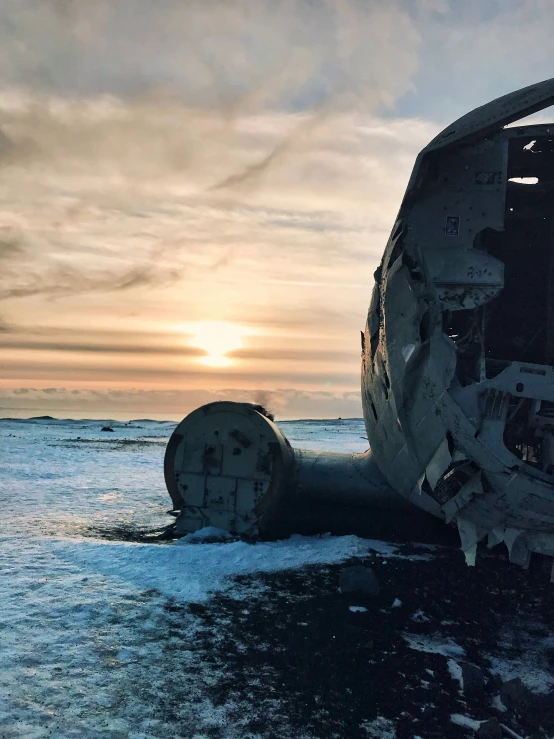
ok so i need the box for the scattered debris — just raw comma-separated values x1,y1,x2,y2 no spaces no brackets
476,717,502,739
359,716,396,738
498,724,526,739
411,608,430,622
403,633,466,658
450,713,481,730
339,565,380,597
462,662,486,696
447,659,463,692
499,678,537,714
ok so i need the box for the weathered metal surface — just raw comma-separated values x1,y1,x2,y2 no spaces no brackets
165,401,422,538
363,76,554,566
165,401,294,536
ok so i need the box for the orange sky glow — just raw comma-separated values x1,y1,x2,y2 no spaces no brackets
1,1,553,420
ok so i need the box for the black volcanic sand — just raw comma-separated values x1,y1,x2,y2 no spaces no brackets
154,542,554,739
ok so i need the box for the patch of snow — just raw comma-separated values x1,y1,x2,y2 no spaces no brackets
487,653,554,695
485,620,554,694
349,606,368,613
180,526,234,543
403,633,466,658
52,533,372,603
360,716,396,738
447,659,463,692
391,598,402,608
279,418,369,454
450,714,482,730
492,694,507,712
411,609,430,623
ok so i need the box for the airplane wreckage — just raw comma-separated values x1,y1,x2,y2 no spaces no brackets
165,78,554,575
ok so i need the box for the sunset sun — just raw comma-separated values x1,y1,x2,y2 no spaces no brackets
182,321,255,367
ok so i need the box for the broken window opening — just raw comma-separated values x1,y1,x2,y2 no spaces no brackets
443,307,485,385
481,136,554,372
503,397,554,473
419,309,431,344
432,460,479,504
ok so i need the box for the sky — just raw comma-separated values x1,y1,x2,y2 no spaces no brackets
1,0,554,420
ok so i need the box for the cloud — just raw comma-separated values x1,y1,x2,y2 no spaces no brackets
1,353,360,388
0,1,420,108
0,96,436,326
229,347,353,363
0,336,204,356
0,1,432,316
3,1,552,417
397,0,554,121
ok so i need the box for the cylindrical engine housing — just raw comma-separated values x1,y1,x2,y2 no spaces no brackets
164,401,447,540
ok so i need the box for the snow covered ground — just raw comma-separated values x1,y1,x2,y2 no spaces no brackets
0,417,371,738
2,416,554,738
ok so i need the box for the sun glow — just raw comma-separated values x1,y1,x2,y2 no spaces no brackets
182,321,255,367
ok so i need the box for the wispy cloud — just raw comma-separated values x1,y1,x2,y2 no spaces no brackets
1,0,554,417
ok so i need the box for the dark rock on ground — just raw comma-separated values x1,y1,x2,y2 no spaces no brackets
500,677,538,715
339,565,380,597
476,717,502,739
500,679,554,732
462,662,486,696
420,704,435,719
101,426,114,432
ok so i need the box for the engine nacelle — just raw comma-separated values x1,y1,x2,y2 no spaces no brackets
164,401,444,540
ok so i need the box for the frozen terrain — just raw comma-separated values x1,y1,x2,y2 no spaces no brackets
1,416,554,738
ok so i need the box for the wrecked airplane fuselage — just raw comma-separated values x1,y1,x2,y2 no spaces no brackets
165,78,554,572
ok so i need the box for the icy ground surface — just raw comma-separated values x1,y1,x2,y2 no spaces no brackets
2,417,554,738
